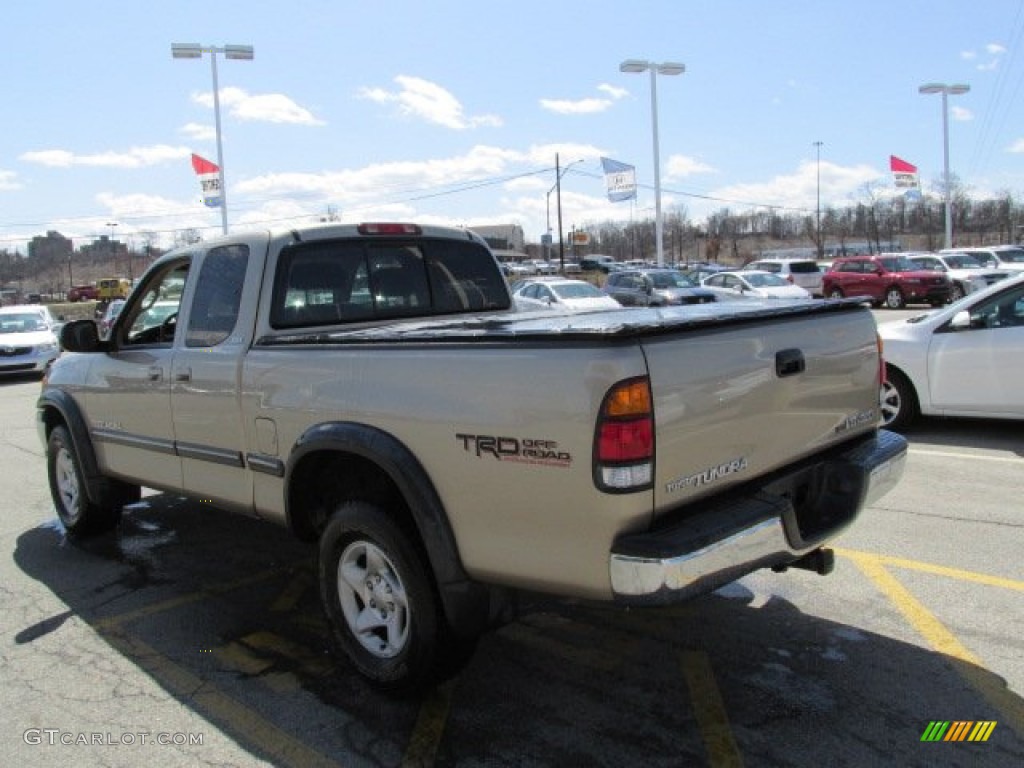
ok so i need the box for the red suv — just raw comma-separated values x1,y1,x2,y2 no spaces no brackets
823,255,951,308
67,284,99,302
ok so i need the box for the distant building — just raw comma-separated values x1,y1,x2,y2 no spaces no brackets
27,231,73,262
471,224,525,252
79,235,126,258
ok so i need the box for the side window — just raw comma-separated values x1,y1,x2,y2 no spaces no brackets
120,261,190,347
970,285,1024,328
186,245,248,347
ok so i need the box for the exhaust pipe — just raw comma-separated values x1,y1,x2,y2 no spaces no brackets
772,547,835,576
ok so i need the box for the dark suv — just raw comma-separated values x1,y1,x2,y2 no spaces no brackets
603,268,716,306
823,255,951,308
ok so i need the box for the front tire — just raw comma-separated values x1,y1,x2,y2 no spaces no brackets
827,287,844,299
884,286,906,309
319,501,457,691
47,425,137,536
880,367,918,431
950,283,966,302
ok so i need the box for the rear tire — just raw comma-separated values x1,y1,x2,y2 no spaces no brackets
47,425,137,536
318,500,474,691
880,367,918,432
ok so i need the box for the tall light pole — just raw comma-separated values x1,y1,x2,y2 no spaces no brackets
172,43,254,235
918,82,969,250
620,59,685,267
546,155,584,268
813,141,823,259
106,222,118,273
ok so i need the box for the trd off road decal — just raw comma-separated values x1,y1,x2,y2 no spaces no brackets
456,433,572,468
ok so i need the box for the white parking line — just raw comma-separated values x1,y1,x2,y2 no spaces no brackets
908,447,1024,464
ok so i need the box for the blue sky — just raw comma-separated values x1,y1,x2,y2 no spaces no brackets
3,0,1023,252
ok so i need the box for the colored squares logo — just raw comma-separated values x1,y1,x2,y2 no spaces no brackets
921,721,997,742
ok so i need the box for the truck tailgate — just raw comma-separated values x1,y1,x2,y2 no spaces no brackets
642,305,880,515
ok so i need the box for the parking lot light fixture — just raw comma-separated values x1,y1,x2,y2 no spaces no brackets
172,42,254,235
918,82,969,250
620,59,685,266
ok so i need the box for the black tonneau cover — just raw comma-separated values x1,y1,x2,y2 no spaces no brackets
257,298,869,346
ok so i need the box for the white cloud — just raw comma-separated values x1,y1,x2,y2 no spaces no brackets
0,170,21,191
597,83,628,100
541,82,628,115
192,87,325,125
358,75,501,130
964,42,1005,70
665,155,717,179
952,106,973,121
706,161,882,213
20,145,192,168
180,122,217,142
1008,138,1024,153
540,97,614,115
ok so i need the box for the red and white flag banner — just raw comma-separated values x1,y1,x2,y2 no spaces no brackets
191,153,223,208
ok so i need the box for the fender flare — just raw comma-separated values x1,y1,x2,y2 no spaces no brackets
36,389,107,506
287,421,491,635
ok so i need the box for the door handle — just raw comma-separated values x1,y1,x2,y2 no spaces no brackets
174,367,192,382
776,349,805,378
147,366,162,382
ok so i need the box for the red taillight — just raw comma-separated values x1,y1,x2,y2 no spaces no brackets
357,222,422,236
598,420,653,461
595,377,654,491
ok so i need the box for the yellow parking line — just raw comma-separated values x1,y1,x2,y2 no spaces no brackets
680,650,744,768
842,549,1024,739
271,570,314,612
94,564,299,630
401,679,455,768
835,548,1024,592
101,628,340,768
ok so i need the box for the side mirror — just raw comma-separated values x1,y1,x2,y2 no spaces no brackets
948,310,972,330
59,319,103,353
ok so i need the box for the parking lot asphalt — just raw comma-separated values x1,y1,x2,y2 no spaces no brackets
2,363,1022,767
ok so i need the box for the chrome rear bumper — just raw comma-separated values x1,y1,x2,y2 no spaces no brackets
609,430,907,603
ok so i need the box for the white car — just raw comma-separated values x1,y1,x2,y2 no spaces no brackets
878,272,1024,430
701,270,812,300
948,245,1024,273
908,251,1010,301
743,258,824,297
0,304,61,377
512,278,622,312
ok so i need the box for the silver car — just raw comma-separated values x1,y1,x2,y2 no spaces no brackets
0,304,61,376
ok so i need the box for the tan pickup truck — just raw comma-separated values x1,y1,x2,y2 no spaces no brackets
39,222,906,689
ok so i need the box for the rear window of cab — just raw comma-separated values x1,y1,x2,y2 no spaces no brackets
270,238,510,329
